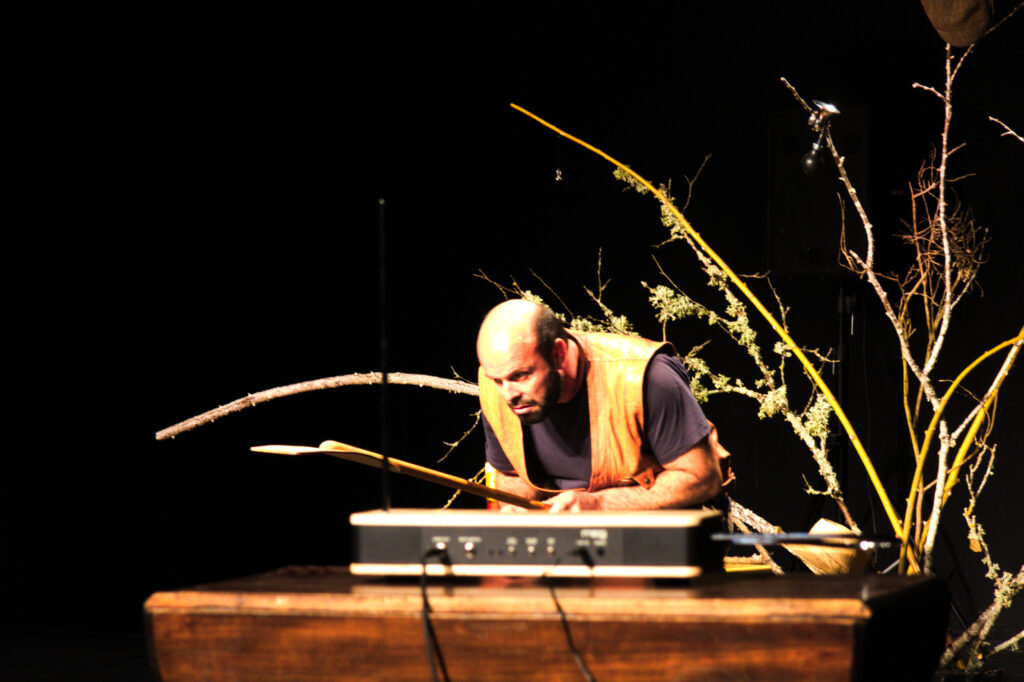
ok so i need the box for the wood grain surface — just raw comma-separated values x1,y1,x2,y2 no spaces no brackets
145,566,946,681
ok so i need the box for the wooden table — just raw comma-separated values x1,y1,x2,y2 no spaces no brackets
145,566,946,681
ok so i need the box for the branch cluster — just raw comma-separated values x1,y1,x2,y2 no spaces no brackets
786,32,1023,670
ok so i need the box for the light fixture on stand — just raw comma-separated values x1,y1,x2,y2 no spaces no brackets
800,100,841,176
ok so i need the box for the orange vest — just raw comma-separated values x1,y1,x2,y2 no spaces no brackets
479,331,669,494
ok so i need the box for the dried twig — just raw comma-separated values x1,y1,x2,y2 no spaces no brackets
156,373,480,440
438,411,482,464
729,514,784,575
728,498,782,534
989,116,1023,143
992,629,1024,656
984,1,1023,37
941,566,1024,670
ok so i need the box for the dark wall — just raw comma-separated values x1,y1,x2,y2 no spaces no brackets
8,3,1022,642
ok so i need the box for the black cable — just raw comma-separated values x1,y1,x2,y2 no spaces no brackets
857,290,879,536
938,522,973,631
419,549,451,682
545,553,597,682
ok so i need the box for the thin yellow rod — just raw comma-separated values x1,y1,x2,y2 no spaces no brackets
898,330,1023,570
943,406,991,505
929,330,1021,546
943,327,1023,503
510,102,902,535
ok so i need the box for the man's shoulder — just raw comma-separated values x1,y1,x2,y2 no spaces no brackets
643,351,692,394
576,331,672,362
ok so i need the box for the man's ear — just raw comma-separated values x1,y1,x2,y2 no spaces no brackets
552,338,568,368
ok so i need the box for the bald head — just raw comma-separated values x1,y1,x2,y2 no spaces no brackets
477,300,542,363
477,300,567,365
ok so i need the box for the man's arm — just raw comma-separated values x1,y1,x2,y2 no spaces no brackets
493,469,547,510
545,437,723,512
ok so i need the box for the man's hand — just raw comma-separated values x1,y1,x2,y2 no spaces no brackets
546,490,602,512
493,469,545,512
545,436,723,512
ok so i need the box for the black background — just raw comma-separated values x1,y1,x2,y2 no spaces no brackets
7,2,1023,655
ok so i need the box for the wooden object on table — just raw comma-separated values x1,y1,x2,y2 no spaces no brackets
251,441,549,510
783,517,875,575
145,566,946,681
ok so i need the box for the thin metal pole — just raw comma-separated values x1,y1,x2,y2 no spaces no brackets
378,197,390,511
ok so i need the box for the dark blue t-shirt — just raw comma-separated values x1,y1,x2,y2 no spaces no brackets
483,352,710,490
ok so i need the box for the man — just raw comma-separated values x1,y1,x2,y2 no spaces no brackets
477,299,729,512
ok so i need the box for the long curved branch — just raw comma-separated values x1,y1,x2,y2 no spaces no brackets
156,373,480,440
510,102,902,537
919,45,956,379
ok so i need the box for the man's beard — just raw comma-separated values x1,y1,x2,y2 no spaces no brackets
513,366,562,425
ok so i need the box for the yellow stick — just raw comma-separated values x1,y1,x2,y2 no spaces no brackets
942,329,1023,503
510,102,902,535
252,441,549,510
898,330,1023,571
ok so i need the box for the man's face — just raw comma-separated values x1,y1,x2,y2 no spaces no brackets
480,341,563,425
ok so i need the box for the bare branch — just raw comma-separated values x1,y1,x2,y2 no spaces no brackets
729,510,784,575
920,45,958,380
912,83,945,100
992,628,1024,655
984,1,1023,38
679,154,712,214
529,268,576,318
779,77,814,113
728,498,782,534
941,565,1024,669
156,372,480,440
438,410,482,464
989,116,1024,143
